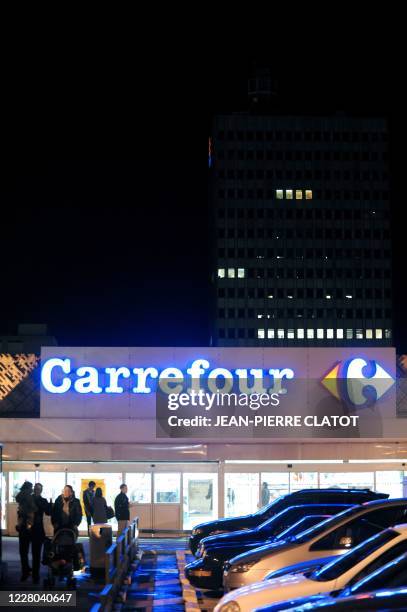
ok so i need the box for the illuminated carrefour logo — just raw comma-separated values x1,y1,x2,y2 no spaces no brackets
321,358,395,407
40,358,295,395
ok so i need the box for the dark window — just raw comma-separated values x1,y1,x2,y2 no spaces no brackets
311,529,398,582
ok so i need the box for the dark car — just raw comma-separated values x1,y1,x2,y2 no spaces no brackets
254,550,407,611
189,489,388,554
186,504,349,590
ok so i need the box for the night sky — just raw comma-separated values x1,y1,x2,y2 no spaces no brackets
1,50,405,349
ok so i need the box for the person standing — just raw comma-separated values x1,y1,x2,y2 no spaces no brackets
31,483,51,584
92,487,108,523
52,485,82,534
114,484,130,534
82,481,96,532
15,481,36,581
261,481,271,507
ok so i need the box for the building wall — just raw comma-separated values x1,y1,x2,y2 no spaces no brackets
210,115,392,346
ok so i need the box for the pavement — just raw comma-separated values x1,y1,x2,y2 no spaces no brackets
0,537,223,611
0,536,104,610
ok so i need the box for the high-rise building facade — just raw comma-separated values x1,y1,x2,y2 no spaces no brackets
210,106,392,347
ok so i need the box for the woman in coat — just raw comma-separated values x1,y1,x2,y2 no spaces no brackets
51,485,82,534
92,487,108,523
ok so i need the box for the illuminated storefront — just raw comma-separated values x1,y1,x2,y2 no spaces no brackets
1,346,407,534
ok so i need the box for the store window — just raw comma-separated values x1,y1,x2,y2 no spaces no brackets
125,473,152,504
261,473,289,505
9,472,36,502
69,472,123,531
319,472,374,490
183,473,218,530
376,471,403,499
225,473,259,517
39,472,66,503
290,472,318,492
1,473,6,530
154,473,180,503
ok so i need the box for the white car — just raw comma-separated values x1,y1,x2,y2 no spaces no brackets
215,524,407,612
223,499,407,591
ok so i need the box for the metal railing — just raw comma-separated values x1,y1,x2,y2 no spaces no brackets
90,518,139,612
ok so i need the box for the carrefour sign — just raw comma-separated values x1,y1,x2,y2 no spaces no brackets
39,347,397,436
41,357,295,395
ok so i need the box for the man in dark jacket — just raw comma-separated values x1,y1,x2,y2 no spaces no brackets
51,485,82,534
16,481,36,581
114,484,130,534
31,483,51,584
82,481,96,532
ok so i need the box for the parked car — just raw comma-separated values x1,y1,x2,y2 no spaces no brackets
186,505,348,590
189,489,387,554
253,551,407,611
223,499,407,591
215,524,407,612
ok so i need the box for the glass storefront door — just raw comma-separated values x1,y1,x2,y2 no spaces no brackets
126,472,153,530
224,473,259,517
183,473,218,530
261,473,289,506
153,472,181,530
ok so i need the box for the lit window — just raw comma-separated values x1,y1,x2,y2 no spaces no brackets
257,314,263,319
257,329,265,339
366,329,373,339
295,190,303,200
327,329,334,339
288,329,295,339
346,329,353,339
345,294,353,299
217,268,225,278
305,190,313,200
385,329,392,339
317,328,324,339
227,268,235,278
356,329,363,339
237,268,245,278
276,189,284,199
297,329,304,339
336,329,344,339
278,329,285,339
375,328,383,339
307,329,314,339
286,189,293,199
267,329,275,339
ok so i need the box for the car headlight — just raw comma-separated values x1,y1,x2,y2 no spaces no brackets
230,560,256,573
218,602,241,612
192,528,204,536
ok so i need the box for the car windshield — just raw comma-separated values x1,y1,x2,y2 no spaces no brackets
258,507,304,533
253,494,288,517
293,506,361,543
276,515,328,541
311,529,398,582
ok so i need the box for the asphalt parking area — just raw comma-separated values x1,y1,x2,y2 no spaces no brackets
123,539,222,611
